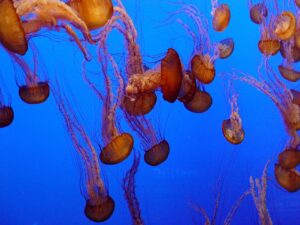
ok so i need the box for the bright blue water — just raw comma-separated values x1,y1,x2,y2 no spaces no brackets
0,1,299,225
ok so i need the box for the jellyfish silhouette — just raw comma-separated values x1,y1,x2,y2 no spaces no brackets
10,45,49,104
0,79,14,128
222,80,245,145
67,0,113,30
0,0,93,60
83,34,134,165
248,1,268,25
53,83,114,222
211,1,231,32
122,152,145,225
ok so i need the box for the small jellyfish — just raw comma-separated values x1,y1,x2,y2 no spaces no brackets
10,0,94,60
53,83,114,222
211,1,231,32
249,3,268,24
0,84,14,128
67,0,113,30
217,38,235,59
222,82,245,144
10,47,49,104
0,0,28,55
122,153,145,225
274,164,300,192
191,54,216,84
273,11,296,41
278,64,300,82
125,48,183,103
278,148,300,169
82,43,133,165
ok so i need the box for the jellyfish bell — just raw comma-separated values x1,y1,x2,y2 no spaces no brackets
278,149,300,169
100,133,134,165
273,11,296,41
217,38,234,59
274,163,300,192
0,0,28,55
222,118,245,144
122,92,157,116
191,54,215,84
177,71,196,104
161,48,183,103
84,195,115,222
258,39,280,56
278,64,300,82
212,4,231,32
184,89,212,113
249,3,268,24
296,0,300,7
67,0,113,30
0,106,14,128
144,140,170,166
19,81,50,104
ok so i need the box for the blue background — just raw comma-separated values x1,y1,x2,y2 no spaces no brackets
0,0,299,224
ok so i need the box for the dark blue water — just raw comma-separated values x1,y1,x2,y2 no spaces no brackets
0,1,299,225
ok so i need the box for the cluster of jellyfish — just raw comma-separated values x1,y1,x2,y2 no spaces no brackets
0,0,299,224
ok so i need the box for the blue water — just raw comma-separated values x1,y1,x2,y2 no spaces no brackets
0,0,300,225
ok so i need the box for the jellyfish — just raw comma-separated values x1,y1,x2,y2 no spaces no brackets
53,83,114,222
273,11,296,41
183,86,213,113
125,48,183,103
211,1,231,32
122,153,145,225
82,38,133,165
222,81,245,144
249,161,273,225
67,0,113,30
0,0,93,60
278,64,300,82
0,83,14,128
249,1,268,25
10,46,49,104
217,38,234,59
258,20,281,56
279,39,300,63
94,0,157,114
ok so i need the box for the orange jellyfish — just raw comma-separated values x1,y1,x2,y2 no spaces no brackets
0,84,14,128
177,70,197,104
125,48,183,103
249,2,268,24
95,0,157,114
258,20,281,56
67,0,113,30
82,43,133,165
211,1,231,32
10,47,49,104
124,112,170,166
53,84,114,222
278,63,300,82
217,38,235,59
1,0,94,60
122,153,145,225
273,11,296,41
222,81,245,144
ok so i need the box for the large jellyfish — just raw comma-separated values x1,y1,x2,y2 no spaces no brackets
222,81,245,145
10,46,49,104
0,80,14,128
83,34,134,165
211,0,231,32
122,153,145,225
53,83,114,222
0,0,93,60
67,0,113,30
